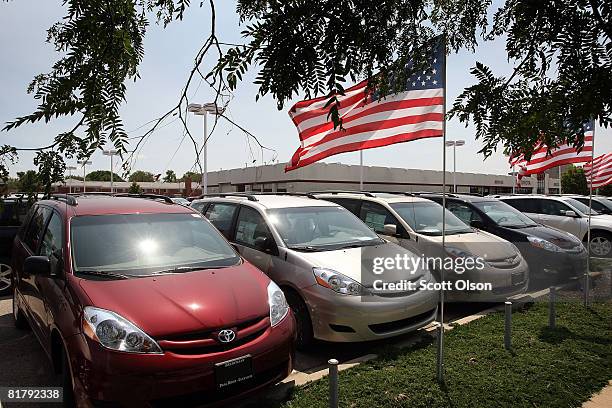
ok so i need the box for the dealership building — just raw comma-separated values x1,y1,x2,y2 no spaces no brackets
53,162,560,197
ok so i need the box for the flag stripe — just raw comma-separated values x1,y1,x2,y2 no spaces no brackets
286,130,443,171
296,92,444,139
299,121,443,162
584,153,612,188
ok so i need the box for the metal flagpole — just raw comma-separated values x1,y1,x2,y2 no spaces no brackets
437,36,447,384
359,150,364,191
559,166,562,194
585,121,595,306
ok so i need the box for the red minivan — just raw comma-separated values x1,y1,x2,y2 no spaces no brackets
11,194,295,406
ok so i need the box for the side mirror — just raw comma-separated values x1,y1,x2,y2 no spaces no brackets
470,219,484,229
383,224,397,236
254,236,278,255
564,210,577,218
24,256,51,276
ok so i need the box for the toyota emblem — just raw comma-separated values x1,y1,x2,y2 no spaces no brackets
218,329,236,343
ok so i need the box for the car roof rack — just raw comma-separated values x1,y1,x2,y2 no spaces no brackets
114,193,174,204
412,192,458,198
197,193,259,201
367,191,415,197
249,192,318,199
48,194,78,206
309,190,376,197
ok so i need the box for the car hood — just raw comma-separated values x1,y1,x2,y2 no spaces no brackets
502,224,582,250
295,242,427,283
78,262,270,338
422,229,518,260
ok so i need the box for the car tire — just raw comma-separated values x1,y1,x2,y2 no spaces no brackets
589,231,612,258
12,287,29,330
0,263,12,296
284,290,314,350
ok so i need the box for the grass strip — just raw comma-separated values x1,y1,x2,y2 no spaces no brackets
279,301,611,408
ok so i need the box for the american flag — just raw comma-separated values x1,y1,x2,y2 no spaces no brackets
584,153,612,189
509,121,595,179
285,44,445,171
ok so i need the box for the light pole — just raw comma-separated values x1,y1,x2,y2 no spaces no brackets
77,160,92,193
187,103,225,195
444,140,465,193
103,150,119,193
66,166,77,194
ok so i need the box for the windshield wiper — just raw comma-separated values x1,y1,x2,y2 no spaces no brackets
151,266,208,275
289,245,320,252
337,239,383,249
75,270,131,280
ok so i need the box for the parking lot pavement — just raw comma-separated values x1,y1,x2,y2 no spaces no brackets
0,296,493,408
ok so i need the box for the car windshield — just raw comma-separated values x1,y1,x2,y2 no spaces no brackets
267,206,382,250
562,198,600,215
472,201,538,228
70,213,240,277
390,202,472,236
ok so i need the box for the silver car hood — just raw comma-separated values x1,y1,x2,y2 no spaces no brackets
296,242,427,284
419,229,518,260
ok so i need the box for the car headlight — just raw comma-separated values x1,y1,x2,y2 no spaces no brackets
527,236,562,252
82,306,162,354
313,267,368,296
268,281,289,326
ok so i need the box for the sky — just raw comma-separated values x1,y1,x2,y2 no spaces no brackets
1,0,610,178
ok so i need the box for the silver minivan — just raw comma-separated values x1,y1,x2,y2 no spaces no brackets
317,192,529,302
191,194,439,347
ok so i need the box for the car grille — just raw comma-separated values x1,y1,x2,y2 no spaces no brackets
368,308,436,334
157,315,270,355
487,254,521,269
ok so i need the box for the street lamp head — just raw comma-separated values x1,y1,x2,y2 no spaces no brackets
77,160,92,166
188,102,225,116
455,140,466,146
444,141,455,147
66,166,77,170
103,150,119,156
187,103,203,113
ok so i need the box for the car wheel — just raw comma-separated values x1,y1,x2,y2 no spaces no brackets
284,290,314,349
12,287,28,330
0,263,12,296
590,232,612,258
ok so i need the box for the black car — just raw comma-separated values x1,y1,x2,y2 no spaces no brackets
418,193,587,285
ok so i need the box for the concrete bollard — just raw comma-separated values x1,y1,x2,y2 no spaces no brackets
549,286,556,329
504,301,512,350
328,359,339,408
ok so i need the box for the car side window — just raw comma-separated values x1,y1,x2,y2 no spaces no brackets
446,202,482,225
39,212,63,257
504,198,540,213
234,206,273,248
540,199,573,216
589,200,607,213
23,206,52,252
191,201,208,214
359,202,400,234
204,203,238,237
325,198,362,216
